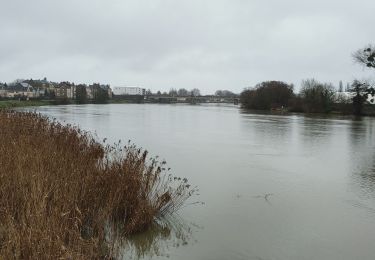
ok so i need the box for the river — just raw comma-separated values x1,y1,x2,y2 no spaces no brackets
34,103,375,260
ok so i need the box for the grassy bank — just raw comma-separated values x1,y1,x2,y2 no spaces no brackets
0,100,54,109
0,111,194,259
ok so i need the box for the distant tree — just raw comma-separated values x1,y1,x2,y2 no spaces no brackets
351,44,375,115
156,91,161,95
92,84,109,104
348,80,373,115
288,96,304,112
354,45,375,68
169,88,178,96
45,89,55,99
146,89,152,95
190,88,201,97
300,79,335,113
215,90,236,97
76,84,88,104
240,81,294,110
215,90,223,96
177,88,189,96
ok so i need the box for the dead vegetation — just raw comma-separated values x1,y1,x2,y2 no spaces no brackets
0,110,195,259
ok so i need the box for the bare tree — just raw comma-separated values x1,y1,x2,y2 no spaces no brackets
351,44,375,114
300,79,335,113
349,80,373,115
215,90,236,97
177,88,189,96
353,45,375,68
190,88,201,97
215,90,223,96
169,88,178,96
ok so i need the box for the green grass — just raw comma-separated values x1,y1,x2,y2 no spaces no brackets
0,100,54,109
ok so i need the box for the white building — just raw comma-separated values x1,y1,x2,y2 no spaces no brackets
113,86,145,96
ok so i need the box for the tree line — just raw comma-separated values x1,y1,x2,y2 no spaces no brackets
146,88,237,97
240,44,375,116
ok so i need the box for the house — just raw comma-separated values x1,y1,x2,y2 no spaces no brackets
55,82,75,99
5,82,37,99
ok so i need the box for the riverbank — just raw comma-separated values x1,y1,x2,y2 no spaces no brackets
0,100,54,109
3,98,375,118
0,111,194,259
242,103,375,117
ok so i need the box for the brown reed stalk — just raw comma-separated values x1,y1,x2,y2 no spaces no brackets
0,110,195,259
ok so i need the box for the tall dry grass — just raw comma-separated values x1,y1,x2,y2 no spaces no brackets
0,110,195,259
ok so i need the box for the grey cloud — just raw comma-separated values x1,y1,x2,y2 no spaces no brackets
1,0,374,93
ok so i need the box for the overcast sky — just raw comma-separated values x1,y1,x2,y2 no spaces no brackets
1,0,374,94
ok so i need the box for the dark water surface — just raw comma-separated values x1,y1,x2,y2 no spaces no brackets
35,104,375,260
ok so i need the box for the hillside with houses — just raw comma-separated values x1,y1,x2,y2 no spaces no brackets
0,78,112,103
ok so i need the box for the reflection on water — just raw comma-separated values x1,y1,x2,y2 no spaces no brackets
351,167,375,201
349,118,375,200
33,104,375,260
109,215,198,259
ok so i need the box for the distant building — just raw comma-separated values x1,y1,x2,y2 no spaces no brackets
55,82,75,99
113,86,145,96
9,83,35,98
0,81,47,99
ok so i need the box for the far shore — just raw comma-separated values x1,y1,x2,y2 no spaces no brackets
0,100,54,109
2,99,375,117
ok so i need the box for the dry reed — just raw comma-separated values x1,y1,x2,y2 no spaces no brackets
0,110,195,259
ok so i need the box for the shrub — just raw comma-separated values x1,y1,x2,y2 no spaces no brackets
288,96,304,112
